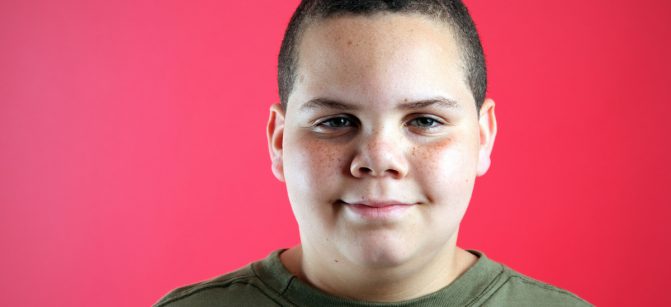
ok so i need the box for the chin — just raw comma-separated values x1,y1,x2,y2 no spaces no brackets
343,234,418,269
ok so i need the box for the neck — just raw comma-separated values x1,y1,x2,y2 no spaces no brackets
280,234,477,302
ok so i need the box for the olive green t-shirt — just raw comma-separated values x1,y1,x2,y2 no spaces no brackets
154,250,591,307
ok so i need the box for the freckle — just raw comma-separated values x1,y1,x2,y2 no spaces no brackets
347,40,352,46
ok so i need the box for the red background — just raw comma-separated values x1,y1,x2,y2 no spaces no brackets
2,0,670,306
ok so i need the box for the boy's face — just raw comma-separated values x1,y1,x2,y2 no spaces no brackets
268,14,496,267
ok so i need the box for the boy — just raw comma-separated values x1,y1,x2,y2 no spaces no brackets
155,1,592,306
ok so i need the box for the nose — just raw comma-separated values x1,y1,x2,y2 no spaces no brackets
349,129,409,179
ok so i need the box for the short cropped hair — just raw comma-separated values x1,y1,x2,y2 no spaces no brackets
278,0,487,111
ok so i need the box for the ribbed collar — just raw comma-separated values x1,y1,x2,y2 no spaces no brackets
252,249,504,307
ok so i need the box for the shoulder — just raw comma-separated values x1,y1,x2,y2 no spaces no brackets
478,261,592,307
153,263,285,307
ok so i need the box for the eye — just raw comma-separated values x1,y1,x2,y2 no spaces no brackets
407,116,443,129
311,115,359,135
317,116,355,129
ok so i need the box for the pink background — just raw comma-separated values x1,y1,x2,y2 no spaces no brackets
2,0,670,306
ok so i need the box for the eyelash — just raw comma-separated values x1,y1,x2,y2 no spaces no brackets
314,115,446,132
316,116,357,129
406,116,443,129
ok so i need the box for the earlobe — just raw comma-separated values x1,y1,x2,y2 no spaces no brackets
267,104,286,182
476,98,497,176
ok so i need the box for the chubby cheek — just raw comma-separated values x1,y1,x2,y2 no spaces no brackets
283,134,349,224
411,136,478,213
287,137,347,182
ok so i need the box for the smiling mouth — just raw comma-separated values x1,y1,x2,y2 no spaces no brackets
338,200,416,220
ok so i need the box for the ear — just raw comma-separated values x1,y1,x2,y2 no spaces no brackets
267,104,286,182
476,98,497,176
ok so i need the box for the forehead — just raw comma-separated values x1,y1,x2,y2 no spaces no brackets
290,13,473,112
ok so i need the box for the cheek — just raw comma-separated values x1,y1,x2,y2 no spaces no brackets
284,135,348,196
411,137,479,201
283,135,349,233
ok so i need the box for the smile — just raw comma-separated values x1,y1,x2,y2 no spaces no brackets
339,200,416,221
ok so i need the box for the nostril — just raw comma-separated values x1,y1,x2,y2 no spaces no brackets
359,167,373,174
354,166,403,178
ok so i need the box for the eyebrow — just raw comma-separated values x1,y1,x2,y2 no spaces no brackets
299,97,460,112
300,98,359,111
398,97,460,110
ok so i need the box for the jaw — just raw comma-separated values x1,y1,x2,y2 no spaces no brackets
294,225,464,302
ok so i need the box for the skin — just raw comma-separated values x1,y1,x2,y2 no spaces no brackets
267,13,497,302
